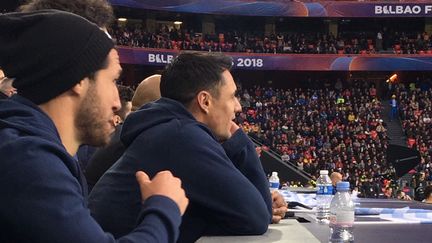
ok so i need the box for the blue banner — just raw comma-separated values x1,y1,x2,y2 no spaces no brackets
117,47,432,71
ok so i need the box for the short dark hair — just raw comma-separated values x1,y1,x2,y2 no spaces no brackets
118,85,134,103
160,52,232,106
115,85,134,120
19,0,114,27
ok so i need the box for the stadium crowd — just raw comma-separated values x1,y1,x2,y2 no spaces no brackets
396,80,432,200
111,25,432,54
234,80,394,198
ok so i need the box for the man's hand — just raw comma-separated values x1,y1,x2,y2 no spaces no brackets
229,121,240,135
136,170,189,215
271,191,287,223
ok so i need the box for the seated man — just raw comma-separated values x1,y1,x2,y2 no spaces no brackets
0,10,188,242
89,52,273,242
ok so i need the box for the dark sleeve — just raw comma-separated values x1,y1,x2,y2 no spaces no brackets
85,126,125,189
222,129,273,223
167,126,270,236
0,140,181,243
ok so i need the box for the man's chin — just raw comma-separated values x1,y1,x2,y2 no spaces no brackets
217,133,232,143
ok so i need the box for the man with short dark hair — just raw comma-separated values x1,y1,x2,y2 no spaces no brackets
89,52,273,242
0,10,187,243
114,85,134,125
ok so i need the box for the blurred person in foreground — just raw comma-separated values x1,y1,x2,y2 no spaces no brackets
0,10,187,243
20,0,117,170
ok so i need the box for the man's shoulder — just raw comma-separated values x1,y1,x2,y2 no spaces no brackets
141,117,215,144
0,134,72,174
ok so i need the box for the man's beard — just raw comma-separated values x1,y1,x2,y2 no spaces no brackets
75,83,113,147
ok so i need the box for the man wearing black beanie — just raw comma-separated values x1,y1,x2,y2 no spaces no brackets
0,10,188,243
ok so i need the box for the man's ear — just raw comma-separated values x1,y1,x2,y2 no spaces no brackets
70,77,90,96
196,91,212,114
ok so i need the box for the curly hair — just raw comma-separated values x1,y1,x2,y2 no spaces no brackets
19,0,114,27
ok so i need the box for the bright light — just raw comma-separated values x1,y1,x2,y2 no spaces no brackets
174,21,183,25
118,18,127,22
386,74,398,83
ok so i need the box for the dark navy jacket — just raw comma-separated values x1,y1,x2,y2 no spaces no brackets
89,97,272,243
0,95,181,243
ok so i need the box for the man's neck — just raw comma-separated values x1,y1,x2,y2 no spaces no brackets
39,98,79,156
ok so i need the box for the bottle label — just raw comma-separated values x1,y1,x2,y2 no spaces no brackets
329,211,354,226
317,185,333,195
269,182,280,189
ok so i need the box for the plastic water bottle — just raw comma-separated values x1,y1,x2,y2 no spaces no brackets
316,170,333,223
269,172,280,192
329,181,354,243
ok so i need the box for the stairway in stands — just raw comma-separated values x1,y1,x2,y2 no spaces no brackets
381,99,406,147
381,99,412,184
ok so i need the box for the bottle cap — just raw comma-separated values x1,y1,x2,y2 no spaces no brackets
336,181,350,190
319,170,328,175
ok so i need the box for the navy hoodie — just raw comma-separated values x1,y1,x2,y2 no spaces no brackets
89,98,272,243
0,96,181,243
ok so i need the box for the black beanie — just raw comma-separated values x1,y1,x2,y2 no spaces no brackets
0,10,114,104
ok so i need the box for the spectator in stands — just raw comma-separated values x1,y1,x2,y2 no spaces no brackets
330,172,342,187
415,172,428,201
396,190,412,201
423,185,432,204
383,187,393,199
281,152,290,163
0,76,16,99
0,10,188,242
331,171,343,194
113,85,134,125
389,94,398,121
89,52,277,243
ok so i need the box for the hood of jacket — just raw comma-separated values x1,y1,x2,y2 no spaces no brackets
0,95,61,144
121,97,213,147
